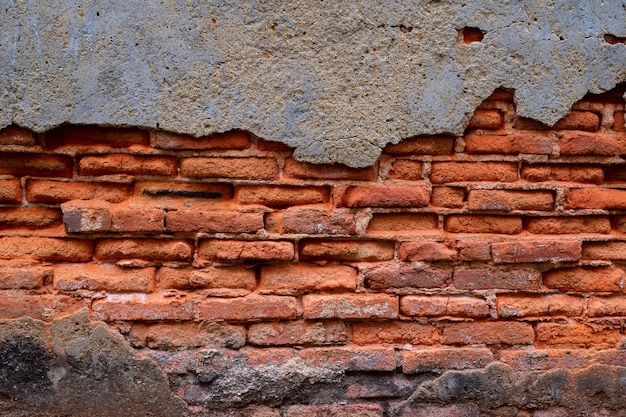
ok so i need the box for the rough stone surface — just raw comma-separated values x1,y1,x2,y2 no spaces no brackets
2,1,625,166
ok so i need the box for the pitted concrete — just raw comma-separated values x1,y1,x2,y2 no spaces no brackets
1,1,625,166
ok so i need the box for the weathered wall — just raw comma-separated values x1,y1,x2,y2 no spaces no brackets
1,1,625,166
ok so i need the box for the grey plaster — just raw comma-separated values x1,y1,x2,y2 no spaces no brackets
1,1,625,166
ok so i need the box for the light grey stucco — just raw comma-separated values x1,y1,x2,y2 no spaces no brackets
1,1,625,167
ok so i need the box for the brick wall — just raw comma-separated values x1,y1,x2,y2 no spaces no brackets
1,86,626,416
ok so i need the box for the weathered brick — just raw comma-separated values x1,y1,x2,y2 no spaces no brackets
403,348,493,374
166,210,263,233
236,185,329,207
399,404,480,417
401,296,489,318
445,215,522,234
285,404,383,417
265,208,356,235
129,322,246,350
152,130,250,150
565,188,626,209
180,157,278,180
0,179,22,204
442,321,535,345
467,109,503,129
351,322,438,345
199,295,297,321
0,237,93,261
500,349,590,371
257,138,293,152
46,125,149,148
345,374,419,399
0,153,73,178
543,266,625,292
492,240,581,263
365,265,450,290
341,185,430,208
559,132,626,155
431,186,465,208
455,239,492,261
554,110,600,131
243,348,297,366
61,200,112,233
397,241,456,262
283,158,377,181
614,111,625,132
79,154,178,176
453,268,541,290
386,159,423,181
110,206,164,233
248,321,348,346
366,213,438,235
588,296,626,317
0,207,61,228
27,180,130,203
303,293,398,319
604,165,626,182
430,162,518,183
464,133,553,154
0,260,49,289
299,347,396,371
0,294,82,321
0,125,36,146
54,263,155,292
198,239,294,262
134,181,232,200
497,294,584,318
95,239,193,262
259,263,357,294
383,135,454,155
467,190,554,211
613,215,626,232
521,164,604,184
92,293,194,321
157,266,256,292
583,241,626,261
299,240,394,262
536,322,621,346
525,217,610,234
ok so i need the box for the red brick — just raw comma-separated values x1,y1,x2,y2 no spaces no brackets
152,130,250,150
26,180,130,203
565,188,626,209
0,237,93,261
442,321,535,345
526,217,610,234
384,135,454,155
401,296,488,318
95,239,193,262
0,260,49,289
248,321,348,346
583,241,626,261
300,240,394,261
134,181,232,200
497,294,584,318
614,111,625,132
464,133,553,154
157,266,256,292
110,206,164,233
92,293,194,321
403,348,493,374
0,126,36,146
54,263,155,292
198,239,294,262
559,132,626,155
340,185,430,208
431,187,466,208
430,162,518,183
0,179,23,204
285,404,383,417
79,154,178,176
536,322,621,346
303,293,398,319
166,210,263,233
455,239,492,261
386,159,423,181
445,215,522,234
398,241,456,261
0,207,61,228
492,240,581,263
453,268,541,290
299,346,396,371
61,200,112,232
265,208,356,235
467,190,554,211
180,157,278,180
351,322,438,345
257,138,293,152
467,109,503,129
129,322,246,350
259,263,357,294
199,295,297,321
364,265,450,290
366,213,438,235
46,125,149,148
554,111,600,131
0,294,82,321
605,165,626,182
588,296,626,317
483,89,514,102
543,266,625,292
236,185,329,207
283,158,377,181
0,153,73,178
242,348,297,366
521,164,604,184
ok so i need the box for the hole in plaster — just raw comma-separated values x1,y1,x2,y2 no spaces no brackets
460,27,484,44
605,34,626,45
399,25,413,33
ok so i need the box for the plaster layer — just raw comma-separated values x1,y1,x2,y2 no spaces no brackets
1,0,625,166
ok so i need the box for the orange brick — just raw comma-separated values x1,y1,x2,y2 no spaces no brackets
559,132,626,155
243,348,297,366
236,185,329,207
0,153,73,178
521,164,604,184
366,213,438,235
492,240,581,263
340,185,430,207
386,159,423,181
351,321,438,345
0,125,36,146
0,294,82,320
442,321,534,345
54,263,155,292
445,215,522,234
46,125,149,148
248,321,348,346
286,404,383,417
265,208,356,235
79,154,178,176
26,180,130,203
0,207,61,228
565,188,626,209
165,210,263,233
430,162,518,183
454,239,492,261
129,322,246,349
92,293,194,321
543,266,625,292
199,295,297,321
198,239,294,262
110,206,164,233
496,294,584,318
364,265,450,290
259,263,357,294
536,322,621,346
157,266,256,292
588,296,626,317
180,157,278,180
554,111,600,131
135,181,232,200
403,348,493,374
383,135,455,155
300,346,396,372
614,111,625,132
152,130,250,150
525,217,610,234
283,158,377,181
299,240,394,261
453,268,541,290
583,241,626,261
95,239,193,262
303,293,398,319
464,133,553,154
397,241,456,261
61,200,112,232
0,260,49,289
467,190,554,211
612,215,626,232
0,179,23,204
0,237,92,261
431,187,465,208
467,109,503,129
401,296,489,318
